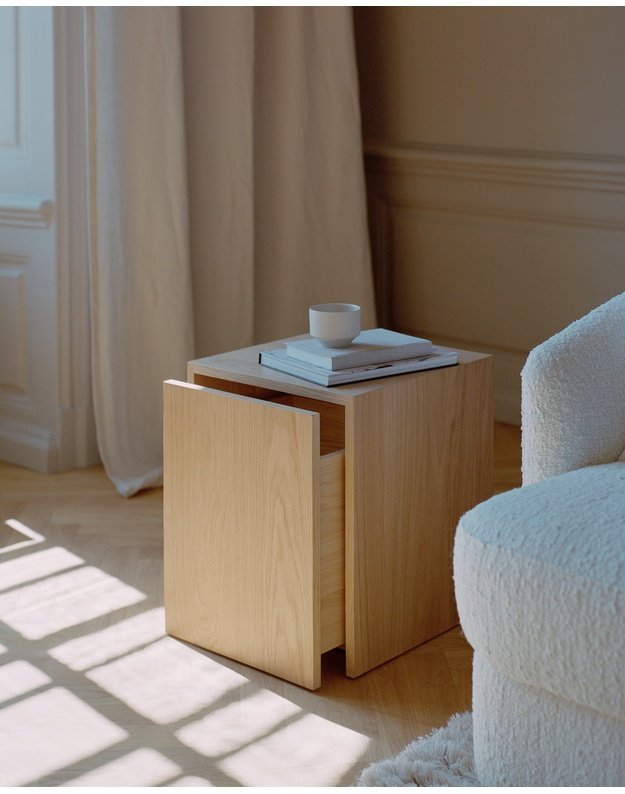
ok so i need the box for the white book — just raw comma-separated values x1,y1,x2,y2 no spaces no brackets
258,346,458,387
285,328,433,371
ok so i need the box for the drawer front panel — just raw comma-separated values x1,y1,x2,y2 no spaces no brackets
164,380,322,689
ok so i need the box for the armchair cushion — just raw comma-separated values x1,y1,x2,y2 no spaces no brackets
454,461,625,723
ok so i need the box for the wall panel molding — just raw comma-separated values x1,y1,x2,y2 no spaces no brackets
364,141,625,190
364,142,625,230
0,6,33,164
0,9,66,474
364,142,625,424
0,7,19,149
0,194,53,228
0,252,29,394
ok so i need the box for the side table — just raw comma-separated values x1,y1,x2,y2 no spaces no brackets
163,337,492,689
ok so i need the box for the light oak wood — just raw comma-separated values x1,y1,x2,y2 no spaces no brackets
0,422,518,786
346,354,493,676
319,450,345,653
270,393,345,456
164,380,322,690
174,339,493,687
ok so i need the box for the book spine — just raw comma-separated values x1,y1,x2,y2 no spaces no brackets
259,353,328,386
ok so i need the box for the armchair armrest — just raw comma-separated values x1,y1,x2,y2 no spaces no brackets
522,292,625,485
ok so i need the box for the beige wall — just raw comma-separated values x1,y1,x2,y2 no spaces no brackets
354,7,625,422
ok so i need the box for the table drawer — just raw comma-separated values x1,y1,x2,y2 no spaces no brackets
163,379,345,690
319,448,345,653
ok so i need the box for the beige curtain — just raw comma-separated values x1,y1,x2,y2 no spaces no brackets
182,7,376,355
86,8,194,497
87,7,375,496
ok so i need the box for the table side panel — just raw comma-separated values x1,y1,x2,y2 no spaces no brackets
345,356,493,677
163,380,322,690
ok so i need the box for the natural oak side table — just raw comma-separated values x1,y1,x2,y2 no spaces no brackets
163,337,492,690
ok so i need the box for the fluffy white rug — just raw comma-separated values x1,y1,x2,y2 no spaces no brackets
356,712,479,787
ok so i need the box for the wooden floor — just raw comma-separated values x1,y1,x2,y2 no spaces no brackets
0,422,521,787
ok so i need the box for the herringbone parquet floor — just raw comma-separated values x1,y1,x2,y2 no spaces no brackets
0,422,521,786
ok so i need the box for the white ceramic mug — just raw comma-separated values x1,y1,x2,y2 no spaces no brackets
309,303,361,348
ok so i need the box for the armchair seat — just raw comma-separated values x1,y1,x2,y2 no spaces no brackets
455,461,625,724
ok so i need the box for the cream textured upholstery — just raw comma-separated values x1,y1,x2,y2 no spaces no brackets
454,292,625,786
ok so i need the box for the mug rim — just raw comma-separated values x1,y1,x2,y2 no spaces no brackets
309,303,360,313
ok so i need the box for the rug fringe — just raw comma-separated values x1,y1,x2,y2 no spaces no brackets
356,711,479,787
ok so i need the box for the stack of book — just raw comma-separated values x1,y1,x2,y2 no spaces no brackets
258,328,458,386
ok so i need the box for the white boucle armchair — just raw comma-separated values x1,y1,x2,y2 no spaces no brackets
454,292,625,786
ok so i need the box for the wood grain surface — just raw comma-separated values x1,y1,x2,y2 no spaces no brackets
164,380,322,689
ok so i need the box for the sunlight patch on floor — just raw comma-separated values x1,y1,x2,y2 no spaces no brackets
0,546,83,592
85,636,248,724
1,519,45,555
0,517,372,785
0,566,146,640
218,712,371,786
176,687,301,757
64,747,181,787
169,775,215,786
0,686,128,786
0,660,51,704
49,607,166,671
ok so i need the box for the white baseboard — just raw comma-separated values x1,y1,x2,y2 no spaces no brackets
0,419,59,473
0,406,100,474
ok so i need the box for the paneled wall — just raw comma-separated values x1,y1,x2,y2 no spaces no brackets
0,8,57,470
354,8,625,423
0,8,97,472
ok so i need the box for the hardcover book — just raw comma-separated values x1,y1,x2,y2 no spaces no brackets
258,346,458,387
285,328,433,371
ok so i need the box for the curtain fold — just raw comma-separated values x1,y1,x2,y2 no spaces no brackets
86,8,195,497
252,7,376,343
183,6,376,355
88,7,375,496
